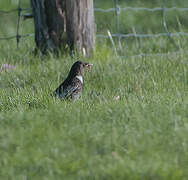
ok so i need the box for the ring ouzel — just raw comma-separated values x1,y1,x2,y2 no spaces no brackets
53,61,93,100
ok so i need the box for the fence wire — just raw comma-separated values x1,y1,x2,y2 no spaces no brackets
0,0,33,48
0,0,188,57
95,0,188,57
97,32,188,39
94,7,188,13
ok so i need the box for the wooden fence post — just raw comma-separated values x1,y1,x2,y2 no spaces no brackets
31,0,95,56
65,0,95,56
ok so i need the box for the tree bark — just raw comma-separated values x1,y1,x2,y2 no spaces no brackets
44,0,65,50
31,0,95,56
31,0,65,53
65,0,95,56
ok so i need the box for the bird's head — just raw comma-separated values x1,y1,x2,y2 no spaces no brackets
69,60,93,77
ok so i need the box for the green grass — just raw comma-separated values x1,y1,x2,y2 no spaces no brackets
0,39,187,179
0,0,188,179
95,0,188,34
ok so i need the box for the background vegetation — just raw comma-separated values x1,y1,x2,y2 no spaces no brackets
0,0,188,179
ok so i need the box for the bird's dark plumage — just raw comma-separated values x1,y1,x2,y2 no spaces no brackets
54,61,92,100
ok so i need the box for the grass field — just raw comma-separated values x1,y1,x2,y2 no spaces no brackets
0,0,188,179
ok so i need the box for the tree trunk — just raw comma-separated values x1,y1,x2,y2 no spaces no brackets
31,0,65,54
65,0,95,56
31,0,95,56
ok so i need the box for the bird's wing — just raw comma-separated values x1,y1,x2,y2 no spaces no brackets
54,78,82,99
53,78,68,98
63,84,79,98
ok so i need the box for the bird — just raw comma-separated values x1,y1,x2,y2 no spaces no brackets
53,60,93,100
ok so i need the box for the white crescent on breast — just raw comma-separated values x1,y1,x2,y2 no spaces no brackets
76,75,83,84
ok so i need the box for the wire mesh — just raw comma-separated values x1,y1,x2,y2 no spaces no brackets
0,0,188,57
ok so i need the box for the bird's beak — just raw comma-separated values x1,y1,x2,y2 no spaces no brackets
85,63,93,72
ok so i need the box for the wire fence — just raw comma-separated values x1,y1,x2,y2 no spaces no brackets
95,0,188,57
0,0,33,48
0,0,188,57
